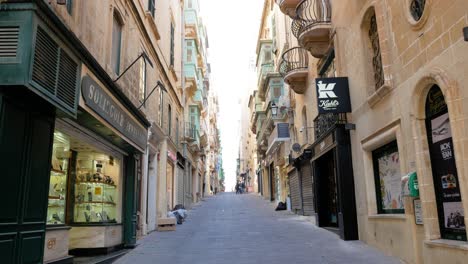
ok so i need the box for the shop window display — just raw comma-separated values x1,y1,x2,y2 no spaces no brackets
47,131,71,225
372,141,404,214
46,128,122,226
73,151,121,224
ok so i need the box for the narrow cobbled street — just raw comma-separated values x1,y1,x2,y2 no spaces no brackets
115,193,401,264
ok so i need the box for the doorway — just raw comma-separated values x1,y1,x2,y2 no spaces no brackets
316,150,339,228
269,163,275,201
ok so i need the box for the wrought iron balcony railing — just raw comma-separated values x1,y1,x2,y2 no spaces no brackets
184,122,199,143
293,0,332,58
279,47,309,94
296,0,331,27
313,113,346,140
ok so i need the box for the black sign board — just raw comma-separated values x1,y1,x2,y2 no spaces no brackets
315,77,351,114
81,75,147,150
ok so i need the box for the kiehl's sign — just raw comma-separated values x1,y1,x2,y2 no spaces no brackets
315,77,351,114
82,75,147,150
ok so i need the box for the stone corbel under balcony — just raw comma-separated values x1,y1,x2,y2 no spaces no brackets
185,76,197,98
275,0,302,18
294,0,332,58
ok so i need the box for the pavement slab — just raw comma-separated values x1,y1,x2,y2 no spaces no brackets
115,193,403,264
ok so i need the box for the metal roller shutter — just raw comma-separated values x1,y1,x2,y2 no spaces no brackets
176,165,184,207
301,162,314,216
288,169,302,214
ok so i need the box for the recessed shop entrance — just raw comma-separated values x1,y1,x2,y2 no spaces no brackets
316,150,339,228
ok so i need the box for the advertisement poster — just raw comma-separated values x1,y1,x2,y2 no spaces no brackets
431,113,451,143
443,202,465,229
428,112,466,240
377,150,403,211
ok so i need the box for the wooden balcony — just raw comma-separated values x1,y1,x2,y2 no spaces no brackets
279,47,309,94
275,0,302,18
293,0,332,58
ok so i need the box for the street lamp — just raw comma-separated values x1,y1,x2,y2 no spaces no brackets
271,102,278,117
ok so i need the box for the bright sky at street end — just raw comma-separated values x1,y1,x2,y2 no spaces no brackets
199,0,264,191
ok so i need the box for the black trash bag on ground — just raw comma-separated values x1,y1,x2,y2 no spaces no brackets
173,204,185,210
173,211,183,225
275,202,287,211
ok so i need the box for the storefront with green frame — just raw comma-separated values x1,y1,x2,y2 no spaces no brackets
0,2,150,263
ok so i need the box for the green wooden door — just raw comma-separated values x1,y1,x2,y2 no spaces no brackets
0,91,55,263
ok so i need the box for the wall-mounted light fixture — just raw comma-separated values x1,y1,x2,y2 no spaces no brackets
464,27,468,42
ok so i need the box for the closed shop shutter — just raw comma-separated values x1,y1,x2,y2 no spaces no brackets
176,165,184,207
288,169,302,214
184,164,192,208
301,162,314,216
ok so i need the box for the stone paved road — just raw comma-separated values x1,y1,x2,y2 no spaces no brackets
115,193,402,264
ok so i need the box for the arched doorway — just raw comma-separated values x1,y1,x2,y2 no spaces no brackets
425,85,466,241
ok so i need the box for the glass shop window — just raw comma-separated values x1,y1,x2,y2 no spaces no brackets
372,141,404,214
47,131,71,225
74,150,121,224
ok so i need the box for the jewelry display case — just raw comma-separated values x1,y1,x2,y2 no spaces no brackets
47,132,70,225
72,153,120,224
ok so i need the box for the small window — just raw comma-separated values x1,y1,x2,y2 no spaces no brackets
176,117,179,145
139,57,146,105
368,12,384,90
158,89,164,127
187,49,193,63
111,13,123,75
148,0,156,17
410,0,426,21
170,23,175,67
372,141,404,214
168,105,172,136
66,0,73,14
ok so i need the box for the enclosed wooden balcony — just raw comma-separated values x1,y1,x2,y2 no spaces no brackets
293,0,332,58
279,47,309,94
275,0,302,18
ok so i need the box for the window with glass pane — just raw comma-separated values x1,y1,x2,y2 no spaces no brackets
372,141,404,214
168,105,172,136
74,151,121,223
159,89,164,127
170,23,175,66
139,58,146,104
111,13,122,75
66,0,73,14
47,131,71,225
368,12,384,90
148,0,155,17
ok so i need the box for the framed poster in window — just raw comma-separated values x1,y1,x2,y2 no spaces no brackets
372,141,404,214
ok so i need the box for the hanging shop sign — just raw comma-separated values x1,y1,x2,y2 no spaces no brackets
81,75,147,150
315,77,351,114
167,150,177,162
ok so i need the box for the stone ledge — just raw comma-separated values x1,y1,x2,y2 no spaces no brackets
368,214,407,220
424,239,468,251
367,84,392,108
